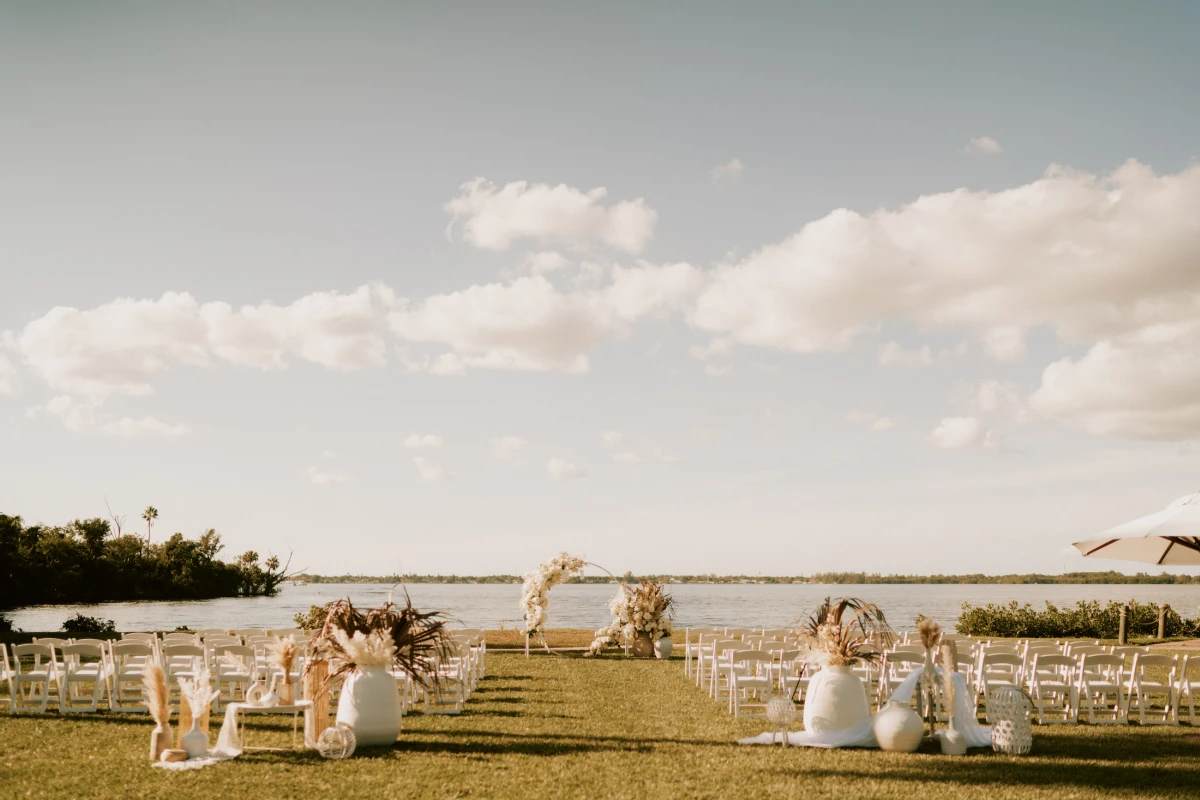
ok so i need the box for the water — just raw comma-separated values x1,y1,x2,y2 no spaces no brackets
9,583,1200,633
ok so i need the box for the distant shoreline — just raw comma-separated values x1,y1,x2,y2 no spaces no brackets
292,570,1200,586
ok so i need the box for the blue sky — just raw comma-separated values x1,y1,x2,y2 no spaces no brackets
2,2,1199,576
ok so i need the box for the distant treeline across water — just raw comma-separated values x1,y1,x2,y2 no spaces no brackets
295,570,1200,586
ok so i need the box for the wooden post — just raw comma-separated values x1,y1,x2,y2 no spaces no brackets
1118,603,1128,645
176,701,191,749
1158,603,1168,640
303,660,329,746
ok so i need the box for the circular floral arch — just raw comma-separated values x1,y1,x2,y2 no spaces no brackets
521,553,610,655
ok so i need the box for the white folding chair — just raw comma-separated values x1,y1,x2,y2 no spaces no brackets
424,641,469,715
1027,654,1077,724
729,650,774,717
1178,655,1200,725
1125,653,1178,725
109,641,155,712
59,643,108,712
878,652,925,708
976,652,1024,719
9,643,57,712
1077,653,1127,724
212,644,256,708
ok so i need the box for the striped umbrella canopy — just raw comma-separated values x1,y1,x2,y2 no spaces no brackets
1073,493,1200,566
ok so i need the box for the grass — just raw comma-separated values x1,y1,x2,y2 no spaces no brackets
1,646,1198,799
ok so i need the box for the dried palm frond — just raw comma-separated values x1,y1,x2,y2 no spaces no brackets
141,662,170,726
917,617,942,650
306,591,450,689
940,640,957,723
267,635,297,673
799,596,893,666
177,667,219,718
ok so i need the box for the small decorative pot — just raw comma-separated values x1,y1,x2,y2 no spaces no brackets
335,665,403,747
653,637,673,659
150,723,173,762
181,719,209,759
803,665,871,736
631,633,654,658
873,701,924,752
941,718,968,755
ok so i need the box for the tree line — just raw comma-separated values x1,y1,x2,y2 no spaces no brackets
0,512,293,611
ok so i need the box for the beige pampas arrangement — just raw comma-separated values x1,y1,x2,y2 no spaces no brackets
917,616,942,651
268,635,298,704
142,663,173,762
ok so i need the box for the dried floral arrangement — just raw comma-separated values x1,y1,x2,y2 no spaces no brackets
521,553,587,640
799,596,893,666
917,617,942,651
268,635,297,675
588,580,675,654
178,667,220,718
306,593,450,689
141,662,170,725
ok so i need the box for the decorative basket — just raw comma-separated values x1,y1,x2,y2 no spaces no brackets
989,686,1033,755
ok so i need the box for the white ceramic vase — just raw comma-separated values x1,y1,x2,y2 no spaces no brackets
941,718,968,755
873,701,924,752
335,665,403,747
803,665,870,736
653,637,673,659
181,720,208,759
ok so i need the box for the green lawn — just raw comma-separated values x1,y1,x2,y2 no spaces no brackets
1,648,1198,799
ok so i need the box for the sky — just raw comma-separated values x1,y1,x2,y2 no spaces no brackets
2,2,1199,577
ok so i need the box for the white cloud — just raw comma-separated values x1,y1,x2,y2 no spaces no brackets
964,136,1004,155
16,284,394,398
547,457,584,480
0,354,18,396
930,416,1001,450
320,450,338,458
1028,322,1200,439
404,433,444,450
689,337,733,362
443,177,658,253
491,435,529,462
308,465,352,485
689,426,719,444
711,158,745,183
704,364,732,377
613,451,643,465
845,411,896,431
413,456,448,482
41,395,190,439
602,430,624,447
878,341,933,367
974,379,1025,417
522,250,570,275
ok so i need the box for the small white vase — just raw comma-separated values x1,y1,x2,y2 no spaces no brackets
335,665,403,747
941,718,968,755
803,665,870,736
653,638,673,659
181,719,208,759
873,701,924,752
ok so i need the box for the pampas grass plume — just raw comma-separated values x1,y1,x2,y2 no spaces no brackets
142,662,170,726
940,641,957,723
917,617,941,650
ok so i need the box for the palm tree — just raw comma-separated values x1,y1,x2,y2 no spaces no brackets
142,506,159,544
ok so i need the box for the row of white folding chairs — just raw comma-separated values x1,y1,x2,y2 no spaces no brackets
408,631,487,715
2,637,306,714
1004,651,1200,726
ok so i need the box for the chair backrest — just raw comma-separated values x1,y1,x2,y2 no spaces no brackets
732,649,774,666
711,639,741,656
61,643,106,665
983,644,1020,657
163,644,205,659
1131,653,1177,675
1068,645,1109,659
981,653,1024,668
33,637,70,649
122,632,157,642
204,635,240,648
12,643,54,673
69,638,109,648
235,629,266,639
1079,653,1123,676
886,654,926,674
1110,646,1150,661
1030,654,1075,673
889,646,925,657
197,629,230,638
724,628,754,639
162,632,198,643
761,629,792,640
111,641,154,659
213,644,255,660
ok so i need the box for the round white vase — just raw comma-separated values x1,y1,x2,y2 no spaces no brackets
653,638,673,659
181,721,209,759
335,665,403,747
803,665,870,736
873,701,924,752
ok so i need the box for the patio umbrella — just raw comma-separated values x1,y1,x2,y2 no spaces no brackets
1072,492,1200,565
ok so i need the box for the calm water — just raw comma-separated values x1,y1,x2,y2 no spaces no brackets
9,583,1200,633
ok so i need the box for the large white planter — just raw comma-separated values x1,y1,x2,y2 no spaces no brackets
335,665,402,747
873,701,924,752
803,665,870,736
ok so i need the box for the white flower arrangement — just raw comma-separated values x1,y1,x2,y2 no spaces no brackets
521,552,587,639
588,581,674,655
